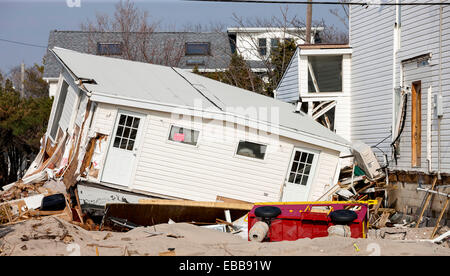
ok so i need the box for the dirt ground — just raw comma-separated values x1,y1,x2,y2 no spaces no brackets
0,216,449,256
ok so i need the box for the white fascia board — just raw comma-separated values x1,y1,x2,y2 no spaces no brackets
299,49,353,55
227,27,324,33
43,77,59,83
90,92,351,153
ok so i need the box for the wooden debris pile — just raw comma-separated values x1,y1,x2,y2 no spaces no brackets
0,180,48,203
331,165,398,229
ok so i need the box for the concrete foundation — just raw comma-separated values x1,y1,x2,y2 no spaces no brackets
388,180,450,227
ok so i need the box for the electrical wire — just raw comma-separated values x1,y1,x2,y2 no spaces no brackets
187,0,450,6
0,38,47,49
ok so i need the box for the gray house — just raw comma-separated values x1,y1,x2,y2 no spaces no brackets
43,30,234,97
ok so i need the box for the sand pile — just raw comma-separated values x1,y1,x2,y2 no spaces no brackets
0,217,449,256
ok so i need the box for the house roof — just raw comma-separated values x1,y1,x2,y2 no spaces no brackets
298,44,351,49
43,30,233,80
51,47,351,152
227,27,324,33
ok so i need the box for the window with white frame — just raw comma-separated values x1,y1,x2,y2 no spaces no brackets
307,55,342,93
287,150,315,186
270,38,279,54
236,141,267,160
113,114,141,151
258,38,267,56
168,126,199,146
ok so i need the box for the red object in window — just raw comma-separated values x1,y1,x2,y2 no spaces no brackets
173,133,185,142
248,201,371,241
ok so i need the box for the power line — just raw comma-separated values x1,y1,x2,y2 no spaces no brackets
0,38,47,49
187,0,450,6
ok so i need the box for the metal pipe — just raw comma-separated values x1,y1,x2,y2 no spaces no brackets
416,187,449,198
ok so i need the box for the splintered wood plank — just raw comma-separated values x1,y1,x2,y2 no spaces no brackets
430,198,449,239
216,195,252,204
377,211,391,228
415,176,437,228
411,81,422,167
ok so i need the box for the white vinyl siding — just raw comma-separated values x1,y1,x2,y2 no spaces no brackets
275,48,300,103
91,103,341,203
91,103,118,135
350,0,450,173
394,2,450,172
350,4,395,161
59,84,78,132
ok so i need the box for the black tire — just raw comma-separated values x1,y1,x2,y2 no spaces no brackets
40,193,66,211
329,209,358,225
254,206,281,219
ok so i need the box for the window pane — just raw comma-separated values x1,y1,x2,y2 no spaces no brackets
132,118,140,128
97,43,122,55
126,116,133,127
300,153,307,163
120,138,128,149
308,55,342,92
307,154,314,164
123,127,131,138
258,38,267,56
185,43,210,55
294,175,302,184
304,164,311,175
119,115,126,125
126,140,135,151
236,141,267,160
288,173,296,183
294,151,301,162
113,137,121,148
271,38,279,47
258,38,266,47
116,126,124,137
130,129,137,140
301,176,309,186
291,161,299,172
168,126,199,146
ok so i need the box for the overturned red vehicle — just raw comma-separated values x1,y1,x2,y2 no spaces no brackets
248,201,376,242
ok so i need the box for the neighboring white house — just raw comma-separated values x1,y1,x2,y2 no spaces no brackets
227,27,323,73
275,1,449,221
28,47,352,207
350,2,450,220
43,28,323,98
274,44,352,142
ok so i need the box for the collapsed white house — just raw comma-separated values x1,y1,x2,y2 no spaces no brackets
23,47,352,208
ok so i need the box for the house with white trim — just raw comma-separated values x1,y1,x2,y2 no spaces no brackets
276,2,450,224
26,47,351,208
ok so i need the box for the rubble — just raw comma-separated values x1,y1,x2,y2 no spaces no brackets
1,216,449,256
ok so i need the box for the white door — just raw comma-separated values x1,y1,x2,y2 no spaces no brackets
282,148,319,202
101,110,145,186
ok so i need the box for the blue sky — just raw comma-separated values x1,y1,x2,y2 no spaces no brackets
0,0,347,73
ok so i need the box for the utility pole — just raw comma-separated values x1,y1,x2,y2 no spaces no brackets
305,0,312,44
20,62,25,97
